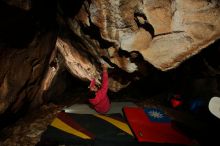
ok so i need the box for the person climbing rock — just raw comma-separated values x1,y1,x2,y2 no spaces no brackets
88,63,111,114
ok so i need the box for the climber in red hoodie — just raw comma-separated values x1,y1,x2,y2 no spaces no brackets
88,63,111,114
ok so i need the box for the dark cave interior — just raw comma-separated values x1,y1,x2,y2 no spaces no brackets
1,0,220,145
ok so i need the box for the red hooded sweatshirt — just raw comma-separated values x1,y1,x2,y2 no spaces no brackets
89,70,110,114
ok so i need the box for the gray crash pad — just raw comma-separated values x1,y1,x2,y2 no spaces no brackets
63,102,137,115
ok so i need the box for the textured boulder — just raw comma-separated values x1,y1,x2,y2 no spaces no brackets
57,0,220,92
0,32,57,113
0,1,57,113
140,0,220,70
68,0,220,71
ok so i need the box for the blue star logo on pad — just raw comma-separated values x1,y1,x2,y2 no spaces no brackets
144,108,171,123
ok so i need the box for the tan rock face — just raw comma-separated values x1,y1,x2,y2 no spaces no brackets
56,37,100,82
71,0,220,72
142,0,172,35
142,0,220,70
58,0,219,91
